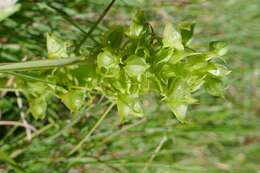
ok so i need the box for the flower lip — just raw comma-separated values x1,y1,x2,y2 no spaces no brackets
0,0,17,10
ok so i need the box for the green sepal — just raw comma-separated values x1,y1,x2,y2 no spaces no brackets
117,94,143,121
208,41,229,59
165,78,197,122
29,97,47,120
97,49,120,78
103,26,124,49
60,90,86,112
204,77,225,97
178,21,196,45
47,33,68,59
154,47,174,65
167,103,188,123
169,50,202,64
124,55,149,80
126,11,146,38
208,64,231,77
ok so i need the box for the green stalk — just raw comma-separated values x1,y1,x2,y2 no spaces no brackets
141,136,167,173
0,57,83,72
0,149,27,173
46,3,101,46
68,103,115,156
75,0,117,52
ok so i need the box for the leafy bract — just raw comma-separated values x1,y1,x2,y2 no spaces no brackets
167,103,188,123
60,90,86,112
97,49,120,78
207,41,229,59
208,64,231,77
103,26,124,48
117,94,143,120
124,55,149,80
47,33,68,59
126,11,146,38
205,77,225,97
209,41,229,56
179,21,196,45
29,97,47,120
165,79,197,122
163,23,184,50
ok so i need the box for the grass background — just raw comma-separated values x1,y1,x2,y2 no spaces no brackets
0,0,259,172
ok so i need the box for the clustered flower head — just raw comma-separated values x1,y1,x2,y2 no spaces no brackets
2,11,229,122
0,0,17,10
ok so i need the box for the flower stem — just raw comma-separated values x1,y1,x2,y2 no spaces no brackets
68,103,115,156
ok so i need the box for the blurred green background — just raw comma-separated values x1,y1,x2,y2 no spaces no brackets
0,0,259,172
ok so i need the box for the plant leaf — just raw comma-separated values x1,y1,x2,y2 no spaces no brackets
167,103,188,123
163,23,184,50
209,41,229,57
29,97,47,120
126,23,144,38
60,90,86,112
205,77,225,97
97,49,120,78
208,64,231,77
126,11,146,38
117,94,143,121
166,78,196,122
0,4,20,22
169,50,201,64
179,22,196,45
154,47,174,65
103,26,124,48
47,33,68,59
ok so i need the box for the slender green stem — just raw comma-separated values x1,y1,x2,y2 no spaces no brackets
49,100,110,142
68,103,115,156
81,118,147,152
8,123,54,159
141,136,167,173
75,0,117,52
0,149,26,173
46,3,101,46
47,105,95,141
0,57,83,72
0,126,18,145
101,118,146,144
6,71,63,87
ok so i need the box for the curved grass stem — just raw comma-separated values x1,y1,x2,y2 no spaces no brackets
141,135,167,173
75,0,117,52
46,3,101,46
68,103,115,156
